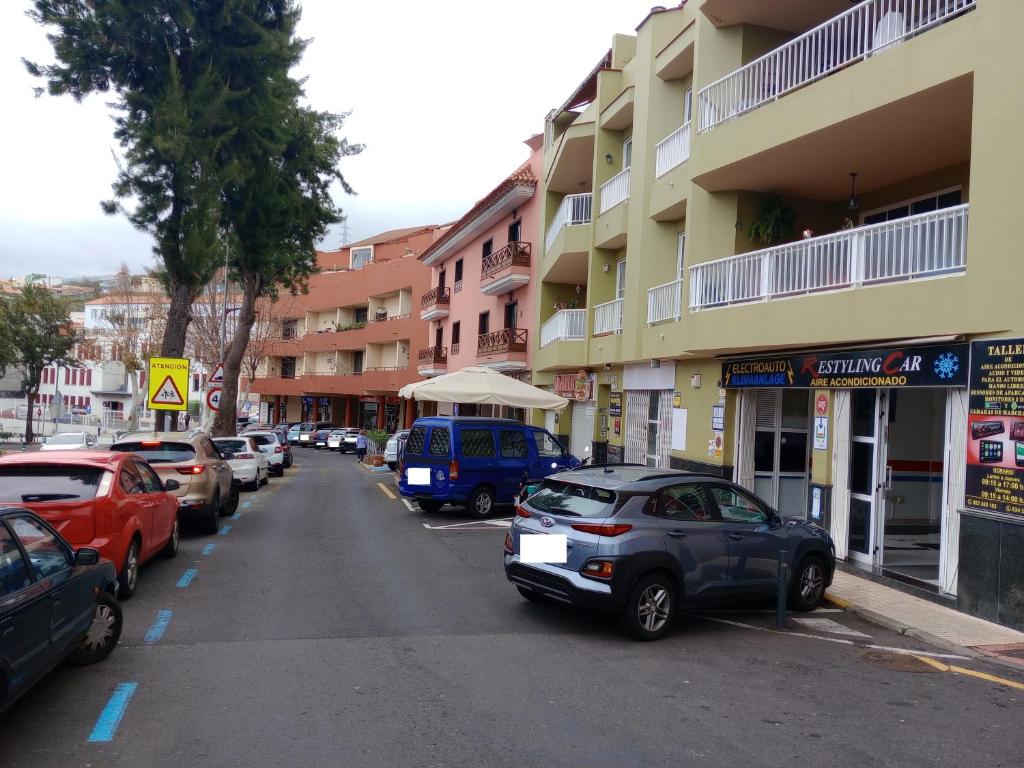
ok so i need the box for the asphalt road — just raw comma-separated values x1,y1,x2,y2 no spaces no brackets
1,448,1021,767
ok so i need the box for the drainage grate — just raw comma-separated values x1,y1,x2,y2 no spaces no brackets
858,650,939,673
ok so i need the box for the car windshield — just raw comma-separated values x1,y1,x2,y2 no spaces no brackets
0,465,105,502
301,423,316,431
330,430,346,435
47,434,86,445
216,439,249,453
527,480,618,518
111,441,196,464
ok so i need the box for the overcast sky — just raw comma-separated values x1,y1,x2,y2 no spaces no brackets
0,1,661,279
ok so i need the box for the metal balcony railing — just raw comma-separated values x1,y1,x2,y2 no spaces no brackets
648,279,683,323
689,204,968,309
417,346,448,365
593,298,623,335
697,0,976,134
481,241,532,279
420,286,450,308
540,309,586,348
655,122,691,177
545,193,592,253
598,168,630,214
477,328,528,356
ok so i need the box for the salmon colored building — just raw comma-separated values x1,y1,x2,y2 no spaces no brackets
252,225,447,431
416,136,543,417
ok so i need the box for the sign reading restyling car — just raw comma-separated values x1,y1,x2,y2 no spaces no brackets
722,343,968,389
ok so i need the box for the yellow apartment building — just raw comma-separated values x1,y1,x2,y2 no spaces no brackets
533,0,1023,629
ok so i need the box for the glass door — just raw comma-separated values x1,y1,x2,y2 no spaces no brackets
753,389,811,515
848,389,886,565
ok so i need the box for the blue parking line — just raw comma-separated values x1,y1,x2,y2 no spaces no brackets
230,512,242,520
202,543,217,556
87,682,138,742
241,501,253,509
143,610,172,644
175,568,197,588
218,525,232,535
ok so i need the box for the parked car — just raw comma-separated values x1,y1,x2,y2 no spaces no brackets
0,508,122,713
212,437,269,490
0,451,179,599
384,429,409,470
397,417,578,517
313,428,333,450
504,466,835,640
109,433,237,534
244,430,288,476
40,432,97,451
325,428,348,451
287,424,302,445
296,421,335,447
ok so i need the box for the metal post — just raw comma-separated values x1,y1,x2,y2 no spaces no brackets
776,549,788,630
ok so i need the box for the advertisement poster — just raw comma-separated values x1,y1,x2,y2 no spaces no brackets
813,417,829,450
965,339,1024,517
711,405,725,432
609,392,622,417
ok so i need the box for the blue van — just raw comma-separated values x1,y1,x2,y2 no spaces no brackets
397,417,578,516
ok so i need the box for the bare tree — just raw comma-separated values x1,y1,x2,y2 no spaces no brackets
238,296,293,418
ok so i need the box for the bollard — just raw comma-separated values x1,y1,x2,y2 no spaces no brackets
775,549,788,630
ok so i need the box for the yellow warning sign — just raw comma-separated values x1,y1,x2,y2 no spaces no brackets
147,357,190,411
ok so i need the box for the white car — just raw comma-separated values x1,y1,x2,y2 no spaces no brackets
326,429,349,451
40,432,97,451
384,430,409,470
213,436,269,490
242,430,287,476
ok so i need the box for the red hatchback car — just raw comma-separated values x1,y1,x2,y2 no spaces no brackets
0,451,179,599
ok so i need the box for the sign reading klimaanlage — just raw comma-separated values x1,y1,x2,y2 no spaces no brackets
722,344,968,389
965,339,1024,517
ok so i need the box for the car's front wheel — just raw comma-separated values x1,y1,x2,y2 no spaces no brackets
789,555,826,612
621,573,676,641
118,539,140,600
468,487,495,518
68,593,122,666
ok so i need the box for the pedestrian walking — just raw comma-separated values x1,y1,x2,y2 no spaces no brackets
355,429,367,463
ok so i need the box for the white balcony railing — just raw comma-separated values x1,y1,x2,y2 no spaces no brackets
593,299,623,336
545,193,592,253
647,279,683,324
540,309,586,348
689,204,968,310
655,122,691,178
598,168,630,214
697,0,976,134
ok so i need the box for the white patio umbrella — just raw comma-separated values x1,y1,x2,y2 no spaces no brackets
399,366,568,410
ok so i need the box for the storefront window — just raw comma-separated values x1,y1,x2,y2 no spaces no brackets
852,389,876,437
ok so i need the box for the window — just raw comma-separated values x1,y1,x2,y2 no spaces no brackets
353,351,364,373
64,368,69,385
499,430,528,458
482,239,493,259
454,259,463,284
504,301,517,330
684,87,693,124
862,188,962,225
709,485,770,524
532,431,565,458
656,484,713,521
406,426,427,455
119,462,145,495
451,321,461,346
478,311,490,335
351,246,373,270
508,220,521,243
529,480,617,518
353,307,368,325
0,524,31,596
616,259,626,300
676,233,686,281
112,441,196,464
460,429,495,458
9,516,71,579
135,462,163,493
0,465,105,502
86,368,93,387
282,319,298,339
623,138,632,169
428,427,450,456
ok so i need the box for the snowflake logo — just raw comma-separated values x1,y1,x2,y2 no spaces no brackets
933,352,960,380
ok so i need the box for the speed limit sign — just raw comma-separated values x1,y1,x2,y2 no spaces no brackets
206,387,222,412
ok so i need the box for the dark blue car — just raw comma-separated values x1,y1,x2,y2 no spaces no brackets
398,417,578,516
0,507,122,713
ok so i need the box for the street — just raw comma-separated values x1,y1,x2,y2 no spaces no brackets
0,448,1021,768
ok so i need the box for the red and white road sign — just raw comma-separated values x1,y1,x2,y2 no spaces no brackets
151,375,186,407
206,387,222,412
208,362,225,385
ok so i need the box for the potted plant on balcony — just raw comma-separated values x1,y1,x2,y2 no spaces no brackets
374,306,388,321
748,192,796,245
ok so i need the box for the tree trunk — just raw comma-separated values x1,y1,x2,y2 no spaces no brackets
128,369,140,431
156,279,196,431
24,390,36,444
213,275,259,437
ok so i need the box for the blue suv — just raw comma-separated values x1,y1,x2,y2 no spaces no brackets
504,466,835,640
398,417,578,516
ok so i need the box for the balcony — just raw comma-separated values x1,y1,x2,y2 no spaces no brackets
477,328,528,372
417,345,448,377
689,204,968,310
648,279,683,325
480,242,532,296
593,299,623,336
655,122,691,178
598,168,630,215
419,286,451,321
540,309,586,348
545,193,592,254
697,0,976,134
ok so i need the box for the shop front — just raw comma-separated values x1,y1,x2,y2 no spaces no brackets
622,362,675,468
725,343,969,596
554,371,597,461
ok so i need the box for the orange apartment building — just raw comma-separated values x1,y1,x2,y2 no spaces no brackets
252,225,447,431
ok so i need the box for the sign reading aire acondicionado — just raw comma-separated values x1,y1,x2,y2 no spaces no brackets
722,344,968,389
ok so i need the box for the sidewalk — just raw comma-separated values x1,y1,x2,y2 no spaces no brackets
825,570,1024,670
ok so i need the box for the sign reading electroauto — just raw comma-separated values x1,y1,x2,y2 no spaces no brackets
722,344,968,389
965,339,1024,517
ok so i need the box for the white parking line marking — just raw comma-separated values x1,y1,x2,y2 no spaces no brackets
422,517,513,531
791,617,872,638
402,499,415,511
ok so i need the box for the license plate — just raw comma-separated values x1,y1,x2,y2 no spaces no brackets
520,534,567,564
406,467,430,486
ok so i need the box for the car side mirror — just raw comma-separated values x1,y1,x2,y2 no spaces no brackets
164,479,181,491
76,548,100,566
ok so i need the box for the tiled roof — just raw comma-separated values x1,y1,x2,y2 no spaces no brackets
346,224,442,249
418,163,537,262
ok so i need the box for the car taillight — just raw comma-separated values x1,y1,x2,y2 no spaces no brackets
570,523,633,536
96,470,114,498
176,465,206,475
449,459,459,480
503,531,514,554
581,560,615,579
515,505,532,518
235,453,255,459
274,445,282,453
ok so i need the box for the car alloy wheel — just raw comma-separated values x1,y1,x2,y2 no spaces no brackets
82,601,117,653
637,584,671,633
162,515,179,558
119,541,139,599
799,562,824,603
469,487,494,518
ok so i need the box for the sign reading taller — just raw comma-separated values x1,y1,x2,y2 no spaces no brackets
147,357,190,411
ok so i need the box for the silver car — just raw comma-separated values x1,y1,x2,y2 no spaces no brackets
384,429,409,470
504,466,835,641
